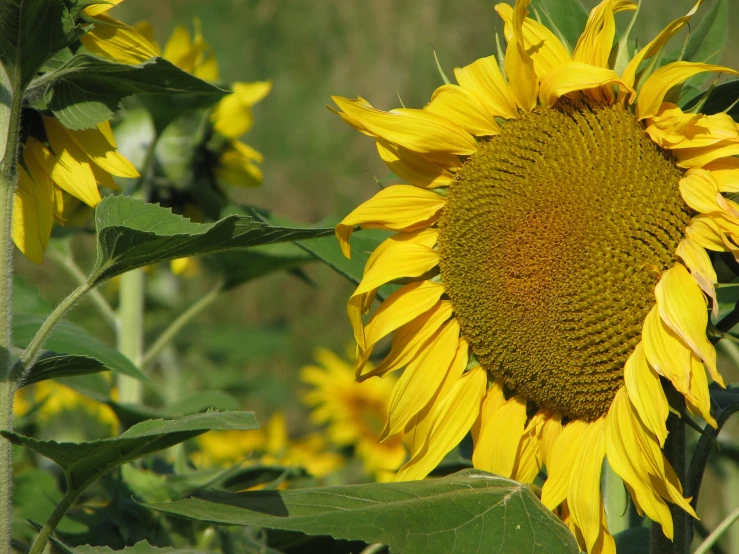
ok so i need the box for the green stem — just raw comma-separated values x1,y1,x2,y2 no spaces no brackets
117,268,145,404
651,413,689,554
27,487,81,554
694,508,739,554
47,247,117,330
0,65,26,551
140,282,223,371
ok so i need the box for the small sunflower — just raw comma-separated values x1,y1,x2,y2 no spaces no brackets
331,1,736,551
301,347,406,481
14,118,138,263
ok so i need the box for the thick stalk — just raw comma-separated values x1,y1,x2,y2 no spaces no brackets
140,282,223,370
0,60,25,551
651,414,689,554
117,268,145,404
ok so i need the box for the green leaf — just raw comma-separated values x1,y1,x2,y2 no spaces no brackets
13,313,148,382
0,0,79,89
297,228,391,300
613,527,650,554
89,195,334,285
682,79,739,117
12,276,52,314
20,353,106,386
683,0,728,65
533,0,588,51
35,54,228,130
1,411,258,490
148,469,579,554
50,538,207,554
204,243,315,291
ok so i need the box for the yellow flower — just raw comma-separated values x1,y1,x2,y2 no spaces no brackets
301,347,406,481
80,0,160,64
13,381,117,430
14,118,139,263
214,140,264,188
210,81,272,139
331,1,734,551
196,412,344,479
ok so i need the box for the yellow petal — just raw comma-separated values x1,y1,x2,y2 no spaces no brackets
621,0,703,89
574,0,637,68
64,122,139,178
453,55,519,120
503,0,538,113
28,132,101,208
80,13,160,65
636,62,739,120
397,364,486,481
215,140,264,187
381,318,460,439
83,0,124,16
212,81,272,138
568,418,606,554
676,238,718,317
623,343,668,445
331,96,477,156
539,411,563,469
163,25,195,70
360,300,453,380
675,141,739,169
540,62,634,106
647,104,739,150
471,379,505,445
685,214,733,252
686,353,718,427
654,263,718,380
679,168,722,214
132,21,158,47
194,55,219,82
541,419,589,510
336,185,446,258
426,84,499,137
363,280,446,350
376,139,458,189
704,158,739,193
352,231,438,296
12,163,54,264
605,388,675,538
472,394,527,477
494,2,571,80
404,338,469,457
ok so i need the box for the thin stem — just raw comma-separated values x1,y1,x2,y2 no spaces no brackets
117,268,145,404
694,507,739,554
27,487,81,554
46,247,117,330
651,413,689,554
0,380,14,553
140,282,223,371
16,281,93,377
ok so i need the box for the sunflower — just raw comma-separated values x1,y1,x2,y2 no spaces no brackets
330,1,736,551
301,347,406,481
14,118,139,263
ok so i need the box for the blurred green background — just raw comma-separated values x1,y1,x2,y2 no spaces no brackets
14,0,739,542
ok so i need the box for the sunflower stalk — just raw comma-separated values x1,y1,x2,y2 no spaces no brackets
0,55,25,552
117,268,145,404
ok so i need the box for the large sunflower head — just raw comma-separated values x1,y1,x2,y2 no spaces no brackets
330,0,736,551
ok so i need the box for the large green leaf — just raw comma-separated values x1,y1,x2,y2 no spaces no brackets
50,538,207,554
683,0,728,65
0,0,79,89
297,228,390,300
532,0,588,51
32,54,228,129
13,313,147,382
20,353,105,386
148,469,579,554
681,79,739,118
204,243,314,291
1,411,258,490
89,195,333,284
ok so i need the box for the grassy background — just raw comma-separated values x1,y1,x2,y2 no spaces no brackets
14,0,739,544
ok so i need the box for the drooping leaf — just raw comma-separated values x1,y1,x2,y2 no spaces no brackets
0,0,79,89
297,228,391,300
681,79,739,118
1,411,258,490
204,243,315,291
683,0,728,65
34,55,228,130
20,353,106,386
13,313,147,382
533,0,588,51
89,195,334,284
149,469,579,554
